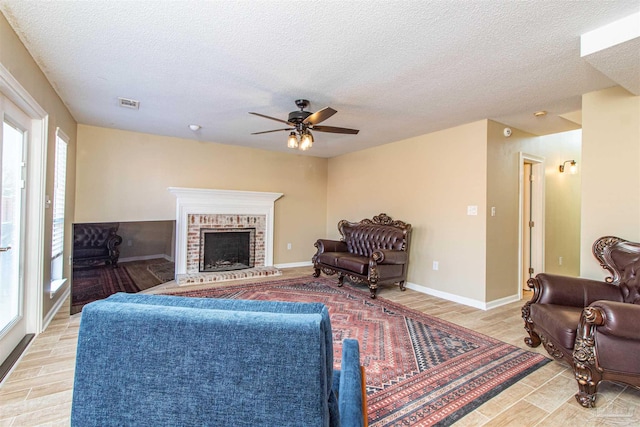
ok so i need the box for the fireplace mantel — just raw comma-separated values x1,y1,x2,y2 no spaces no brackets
169,188,283,278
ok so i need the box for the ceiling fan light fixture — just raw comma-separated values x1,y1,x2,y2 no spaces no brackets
287,132,299,149
251,100,359,151
299,131,313,151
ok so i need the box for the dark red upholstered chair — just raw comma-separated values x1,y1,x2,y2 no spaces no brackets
522,236,640,407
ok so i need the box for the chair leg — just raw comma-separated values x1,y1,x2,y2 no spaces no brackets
574,334,602,408
313,267,320,278
575,384,597,408
338,274,344,287
399,281,406,291
369,286,377,299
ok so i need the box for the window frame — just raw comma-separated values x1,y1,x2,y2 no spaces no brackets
50,127,68,296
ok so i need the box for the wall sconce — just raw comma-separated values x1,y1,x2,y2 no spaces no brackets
559,160,577,174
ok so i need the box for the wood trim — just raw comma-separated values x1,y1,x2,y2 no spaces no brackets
0,334,34,384
361,365,368,427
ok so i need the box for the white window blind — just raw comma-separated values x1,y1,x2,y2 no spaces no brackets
51,128,68,291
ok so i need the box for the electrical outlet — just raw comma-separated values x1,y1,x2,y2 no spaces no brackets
433,261,439,270
287,243,292,250
491,207,496,217
467,205,478,216
559,256,563,265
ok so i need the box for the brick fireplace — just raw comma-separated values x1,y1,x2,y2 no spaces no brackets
169,187,283,285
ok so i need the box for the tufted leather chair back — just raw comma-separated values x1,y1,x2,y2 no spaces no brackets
339,219,410,258
74,223,119,248
599,239,640,304
609,244,640,304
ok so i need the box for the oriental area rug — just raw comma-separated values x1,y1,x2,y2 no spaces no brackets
168,276,550,426
71,265,141,315
72,260,172,314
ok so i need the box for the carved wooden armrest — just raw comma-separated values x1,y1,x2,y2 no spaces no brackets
107,234,123,251
371,249,407,265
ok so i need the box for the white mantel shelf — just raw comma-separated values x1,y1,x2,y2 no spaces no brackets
169,187,283,277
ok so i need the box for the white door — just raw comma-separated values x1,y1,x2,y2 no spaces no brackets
522,162,532,290
519,154,545,297
0,96,29,366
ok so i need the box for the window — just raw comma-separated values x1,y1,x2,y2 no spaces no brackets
50,128,68,295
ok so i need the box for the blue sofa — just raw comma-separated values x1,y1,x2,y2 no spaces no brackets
71,292,365,427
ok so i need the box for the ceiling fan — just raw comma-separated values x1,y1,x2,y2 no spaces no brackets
249,99,359,151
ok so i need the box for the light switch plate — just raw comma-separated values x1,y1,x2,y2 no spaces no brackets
467,205,478,216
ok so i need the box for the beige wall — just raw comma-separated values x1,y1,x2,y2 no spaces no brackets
485,122,533,301
116,220,175,260
581,87,640,279
538,130,581,276
328,121,489,302
74,125,328,265
0,13,77,321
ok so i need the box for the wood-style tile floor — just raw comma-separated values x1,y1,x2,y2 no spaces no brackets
2,267,639,426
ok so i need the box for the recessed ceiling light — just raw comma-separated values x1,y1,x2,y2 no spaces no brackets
189,124,201,131
533,110,547,117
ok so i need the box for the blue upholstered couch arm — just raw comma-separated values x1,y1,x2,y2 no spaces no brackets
335,339,365,427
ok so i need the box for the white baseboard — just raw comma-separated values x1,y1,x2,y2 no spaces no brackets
485,294,521,310
42,286,70,332
405,282,518,311
119,254,173,263
405,282,487,309
274,261,313,269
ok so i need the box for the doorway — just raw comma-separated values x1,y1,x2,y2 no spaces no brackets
0,96,31,368
0,65,48,379
519,154,544,297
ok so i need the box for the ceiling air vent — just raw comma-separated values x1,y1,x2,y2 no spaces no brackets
118,97,140,110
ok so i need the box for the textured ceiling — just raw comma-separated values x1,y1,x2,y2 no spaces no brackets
1,1,638,158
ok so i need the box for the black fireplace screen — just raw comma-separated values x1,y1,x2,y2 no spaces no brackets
199,228,256,272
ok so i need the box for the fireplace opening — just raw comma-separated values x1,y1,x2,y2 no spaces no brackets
200,228,256,272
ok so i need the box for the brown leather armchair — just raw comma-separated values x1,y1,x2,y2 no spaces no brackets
312,213,411,298
522,236,640,407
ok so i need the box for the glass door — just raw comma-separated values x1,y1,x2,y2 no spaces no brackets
0,98,29,367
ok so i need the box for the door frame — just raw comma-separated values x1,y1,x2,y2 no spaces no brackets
0,63,48,336
518,153,545,299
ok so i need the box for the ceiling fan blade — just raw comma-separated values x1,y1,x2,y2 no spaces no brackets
249,112,293,125
303,107,337,126
251,128,294,135
312,125,360,135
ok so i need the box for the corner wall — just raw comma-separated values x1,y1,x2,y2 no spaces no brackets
581,87,640,279
485,122,581,302
485,122,534,302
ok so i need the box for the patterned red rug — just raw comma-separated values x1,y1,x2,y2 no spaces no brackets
168,276,550,426
71,266,140,315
